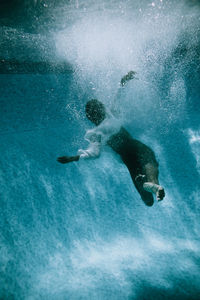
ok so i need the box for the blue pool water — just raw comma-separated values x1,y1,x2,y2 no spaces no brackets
0,1,200,299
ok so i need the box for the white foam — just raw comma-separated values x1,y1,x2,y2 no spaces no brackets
187,129,200,172
34,233,200,297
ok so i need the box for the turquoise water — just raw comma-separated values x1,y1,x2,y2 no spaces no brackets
0,1,200,299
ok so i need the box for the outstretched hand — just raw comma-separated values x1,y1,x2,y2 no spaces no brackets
121,71,138,86
57,155,80,164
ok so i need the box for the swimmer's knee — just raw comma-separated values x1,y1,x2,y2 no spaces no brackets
144,197,154,207
140,191,154,207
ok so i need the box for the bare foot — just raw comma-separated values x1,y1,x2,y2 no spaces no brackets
156,186,165,201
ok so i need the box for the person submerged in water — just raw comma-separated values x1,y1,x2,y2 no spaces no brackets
57,72,165,206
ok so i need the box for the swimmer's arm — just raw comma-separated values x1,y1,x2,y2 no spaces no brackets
57,133,101,164
77,142,101,159
110,71,138,117
77,132,102,159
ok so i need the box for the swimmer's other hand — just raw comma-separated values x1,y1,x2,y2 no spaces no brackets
121,71,138,86
57,155,80,164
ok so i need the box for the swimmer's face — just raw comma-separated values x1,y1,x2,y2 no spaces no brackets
85,99,106,126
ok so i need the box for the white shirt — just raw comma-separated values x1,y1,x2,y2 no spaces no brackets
78,84,128,159
78,113,122,159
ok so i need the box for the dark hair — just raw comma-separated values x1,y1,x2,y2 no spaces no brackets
85,99,106,125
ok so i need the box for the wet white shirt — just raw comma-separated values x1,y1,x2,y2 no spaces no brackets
78,114,122,159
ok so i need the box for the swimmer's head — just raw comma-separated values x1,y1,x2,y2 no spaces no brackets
85,99,106,125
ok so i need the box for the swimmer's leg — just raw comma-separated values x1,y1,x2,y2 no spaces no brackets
142,163,165,201
124,163,154,206
129,171,154,206
143,183,165,201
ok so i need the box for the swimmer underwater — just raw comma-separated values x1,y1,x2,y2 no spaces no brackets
57,71,165,206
